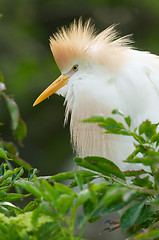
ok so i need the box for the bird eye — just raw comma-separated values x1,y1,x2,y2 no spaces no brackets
72,65,78,72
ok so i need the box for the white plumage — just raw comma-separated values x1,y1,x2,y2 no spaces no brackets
33,19,159,171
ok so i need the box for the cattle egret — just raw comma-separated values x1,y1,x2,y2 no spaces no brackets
33,19,159,171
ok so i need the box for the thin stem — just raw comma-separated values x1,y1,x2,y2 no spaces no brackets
56,218,67,238
70,205,78,239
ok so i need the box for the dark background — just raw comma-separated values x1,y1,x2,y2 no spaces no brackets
0,1,159,239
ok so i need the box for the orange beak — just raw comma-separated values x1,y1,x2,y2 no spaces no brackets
33,73,71,106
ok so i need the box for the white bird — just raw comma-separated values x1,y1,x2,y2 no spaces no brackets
33,19,159,171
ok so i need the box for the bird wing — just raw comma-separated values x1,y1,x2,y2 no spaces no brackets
115,49,159,124
144,55,159,95
133,50,159,91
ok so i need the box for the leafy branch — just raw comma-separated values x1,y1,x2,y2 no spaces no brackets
0,73,159,239
0,72,31,171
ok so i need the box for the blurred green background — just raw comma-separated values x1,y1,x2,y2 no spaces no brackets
1,1,159,239
0,0,159,175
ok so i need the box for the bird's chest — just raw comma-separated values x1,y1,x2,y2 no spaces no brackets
68,91,134,170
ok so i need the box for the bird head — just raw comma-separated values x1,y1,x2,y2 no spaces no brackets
33,19,130,107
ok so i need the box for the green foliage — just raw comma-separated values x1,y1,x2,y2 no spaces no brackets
0,72,31,171
1,77,159,239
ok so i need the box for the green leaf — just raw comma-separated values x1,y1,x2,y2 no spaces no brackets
131,133,147,144
37,202,56,217
151,133,159,142
50,170,96,181
127,156,158,166
0,206,10,216
74,169,83,190
12,168,24,182
0,191,7,201
136,144,149,154
36,222,58,239
123,169,150,177
132,176,153,188
75,156,126,181
126,148,141,161
125,151,159,166
0,202,22,214
0,148,10,160
0,171,14,183
125,116,131,127
101,185,126,208
0,193,30,202
82,115,105,123
41,180,60,202
88,215,100,223
121,200,146,231
28,168,37,181
49,171,75,181
31,205,43,226
77,189,92,206
151,133,159,147
32,202,56,225
56,194,75,215
104,128,131,136
83,199,95,216
69,176,96,188
15,179,42,198
23,200,39,212
112,109,124,116
139,120,158,138
13,117,27,142
54,182,75,195
135,205,155,225
135,229,159,240
102,204,123,216
99,117,125,130
89,182,107,193
0,163,5,176
3,94,19,130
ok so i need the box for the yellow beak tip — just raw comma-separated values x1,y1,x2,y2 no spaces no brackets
33,98,40,107
33,74,70,108
33,101,38,107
